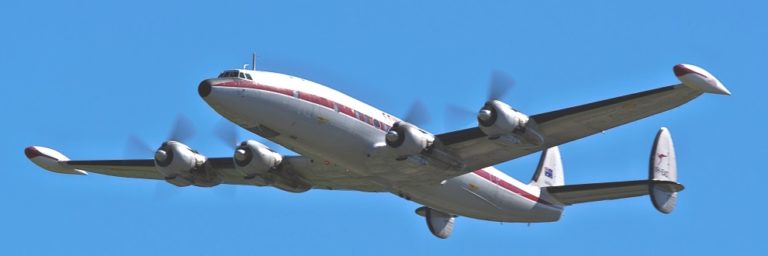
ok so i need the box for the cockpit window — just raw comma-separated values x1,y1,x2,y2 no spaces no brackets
219,71,253,81
218,71,234,78
217,71,253,80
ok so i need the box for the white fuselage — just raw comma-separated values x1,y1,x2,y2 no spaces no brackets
202,70,563,222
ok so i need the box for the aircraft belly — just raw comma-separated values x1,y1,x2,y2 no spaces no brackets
403,173,562,222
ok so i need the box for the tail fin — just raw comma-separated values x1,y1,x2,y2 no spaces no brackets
649,127,679,213
530,147,564,187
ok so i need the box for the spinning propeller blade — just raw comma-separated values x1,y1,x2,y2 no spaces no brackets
444,70,516,128
403,100,431,127
488,70,515,101
168,114,195,142
215,120,240,149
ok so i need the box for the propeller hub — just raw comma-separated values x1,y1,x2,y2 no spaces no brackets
478,109,492,122
234,146,253,166
385,130,400,143
234,148,248,161
154,149,168,162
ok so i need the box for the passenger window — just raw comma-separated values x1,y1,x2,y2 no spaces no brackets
239,73,246,79
245,74,253,80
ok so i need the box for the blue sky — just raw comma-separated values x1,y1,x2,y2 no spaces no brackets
2,0,765,255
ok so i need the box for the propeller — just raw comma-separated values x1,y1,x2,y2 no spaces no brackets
121,114,197,200
124,114,195,158
168,115,195,142
125,135,155,158
444,70,515,128
214,119,288,160
488,70,515,101
402,100,431,127
214,119,240,149
214,120,249,167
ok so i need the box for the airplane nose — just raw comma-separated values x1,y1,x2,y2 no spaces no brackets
198,79,213,98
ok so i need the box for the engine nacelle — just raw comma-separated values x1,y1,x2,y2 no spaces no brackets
154,141,218,187
233,140,283,181
477,100,543,146
385,122,435,157
234,140,310,192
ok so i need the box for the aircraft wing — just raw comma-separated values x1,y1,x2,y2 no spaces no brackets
28,148,386,192
436,64,730,173
439,84,720,173
542,180,684,205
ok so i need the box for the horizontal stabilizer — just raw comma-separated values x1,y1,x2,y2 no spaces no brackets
542,127,684,213
544,180,683,205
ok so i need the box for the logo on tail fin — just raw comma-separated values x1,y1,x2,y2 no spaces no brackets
544,167,554,178
655,154,670,179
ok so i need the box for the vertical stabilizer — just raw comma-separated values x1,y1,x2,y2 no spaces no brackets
530,147,564,187
649,127,679,213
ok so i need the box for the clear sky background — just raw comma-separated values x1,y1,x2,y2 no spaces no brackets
2,0,765,255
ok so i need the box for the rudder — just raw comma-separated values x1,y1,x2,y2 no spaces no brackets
649,127,679,213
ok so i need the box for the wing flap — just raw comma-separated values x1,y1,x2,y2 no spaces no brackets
544,180,683,205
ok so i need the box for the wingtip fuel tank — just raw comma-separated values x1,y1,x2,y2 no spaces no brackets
674,64,731,95
25,146,87,175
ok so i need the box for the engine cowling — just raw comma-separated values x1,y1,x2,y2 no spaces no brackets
477,100,543,146
154,141,219,187
385,122,434,157
233,140,283,181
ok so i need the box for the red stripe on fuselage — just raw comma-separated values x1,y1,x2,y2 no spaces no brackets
473,169,559,207
213,80,391,132
216,81,294,97
299,92,334,109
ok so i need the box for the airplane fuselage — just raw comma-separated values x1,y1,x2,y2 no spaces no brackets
201,70,562,222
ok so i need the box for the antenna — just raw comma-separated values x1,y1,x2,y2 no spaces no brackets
251,53,256,71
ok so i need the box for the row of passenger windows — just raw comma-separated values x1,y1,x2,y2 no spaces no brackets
353,109,389,131
228,79,391,132
218,71,253,81
293,90,391,132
